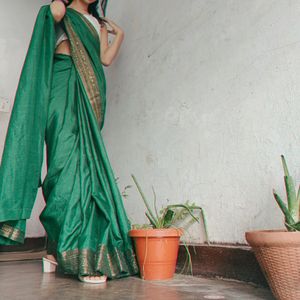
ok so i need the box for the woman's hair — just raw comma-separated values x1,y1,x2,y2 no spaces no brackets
88,1,104,23
51,0,107,23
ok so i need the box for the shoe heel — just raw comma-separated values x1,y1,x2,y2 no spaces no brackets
42,257,57,273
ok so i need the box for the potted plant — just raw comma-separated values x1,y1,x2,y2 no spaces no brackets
129,174,209,280
246,155,300,300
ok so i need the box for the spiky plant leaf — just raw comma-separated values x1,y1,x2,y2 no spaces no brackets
281,155,290,176
152,186,160,221
131,174,159,227
297,185,300,215
167,204,199,223
284,176,298,221
273,189,295,229
288,221,300,231
145,212,158,228
281,155,299,221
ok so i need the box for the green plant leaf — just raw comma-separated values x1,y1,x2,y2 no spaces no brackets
281,155,290,177
167,204,199,223
162,209,175,228
281,155,299,221
284,176,298,221
288,221,300,231
131,223,153,229
297,185,300,215
131,174,159,228
152,186,160,222
180,242,193,275
200,208,210,244
273,189,295,228
167,203,209,243
145,212,158,228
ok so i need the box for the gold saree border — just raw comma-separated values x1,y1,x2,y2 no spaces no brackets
57,244,139,278
68,8,99,41
64,16,103,124
80,13,99,41
0,224,24,243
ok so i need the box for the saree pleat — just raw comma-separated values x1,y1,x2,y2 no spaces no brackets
0,5,138,278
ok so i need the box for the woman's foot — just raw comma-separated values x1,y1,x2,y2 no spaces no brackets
78,275,107,284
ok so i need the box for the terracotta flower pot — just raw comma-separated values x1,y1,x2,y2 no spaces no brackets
246,230,300,300
129,228,183,280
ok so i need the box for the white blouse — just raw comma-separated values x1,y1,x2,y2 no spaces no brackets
56,14,101,47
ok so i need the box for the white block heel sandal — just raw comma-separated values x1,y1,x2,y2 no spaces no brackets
78,275,107,284
42,257,58,273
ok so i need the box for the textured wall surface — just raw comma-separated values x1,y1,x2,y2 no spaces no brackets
103,0,300,243
1,1,300,243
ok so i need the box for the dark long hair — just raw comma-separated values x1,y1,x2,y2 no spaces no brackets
52,0,108,23
89,0,108,19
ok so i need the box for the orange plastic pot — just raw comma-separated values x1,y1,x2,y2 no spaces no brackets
129,228,183,280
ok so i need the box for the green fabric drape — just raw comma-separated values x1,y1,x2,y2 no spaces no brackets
0,6,56,244
0,5,138,278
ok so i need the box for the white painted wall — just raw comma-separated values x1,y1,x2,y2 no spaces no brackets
1,1,300,244
104,0,300,244
0,0,49,237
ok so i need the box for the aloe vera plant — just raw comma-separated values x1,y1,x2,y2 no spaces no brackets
273,155,300,231
131,174,209,242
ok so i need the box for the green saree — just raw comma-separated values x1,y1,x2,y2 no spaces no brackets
0,6,138,278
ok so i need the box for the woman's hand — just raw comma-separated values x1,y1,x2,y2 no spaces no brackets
102,17,124,37
50,0,69,23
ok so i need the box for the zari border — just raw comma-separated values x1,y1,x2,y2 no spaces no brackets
80,13,99,41
57,245,139,278
64,16,103,124
68,8,99,41
0,224,24,243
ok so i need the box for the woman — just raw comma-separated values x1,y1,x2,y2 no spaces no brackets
0,0,138,283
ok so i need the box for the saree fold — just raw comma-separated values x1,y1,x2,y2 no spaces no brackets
0,6,138,278
0,6,56,243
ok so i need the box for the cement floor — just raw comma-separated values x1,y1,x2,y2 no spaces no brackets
0,260,274,300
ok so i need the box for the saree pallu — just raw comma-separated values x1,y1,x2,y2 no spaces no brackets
0,6,138,278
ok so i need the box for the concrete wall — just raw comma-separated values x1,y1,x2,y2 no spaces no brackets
1,0,300,243
104,0,300,244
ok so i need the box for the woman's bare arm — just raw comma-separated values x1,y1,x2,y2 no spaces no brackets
50,0,67,23
100,18,124,67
